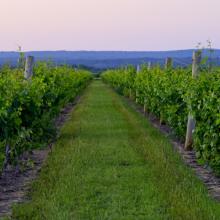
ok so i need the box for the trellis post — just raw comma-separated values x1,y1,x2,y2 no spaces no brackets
184,51,201,150
165,57,173,69
144,62,151,114
135,65,141,103
147,61,151,71
159,58,173,124
24,56,34,79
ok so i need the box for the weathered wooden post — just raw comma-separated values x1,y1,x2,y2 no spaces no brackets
136,64,141,73
144,62,151,114
165,57,173,69
192,51,201,78
184,51,201,150
147,61,151,71
159,58,173,124
129,88,132,99
127,66,131,98
24,56,34,79
135,65,141,103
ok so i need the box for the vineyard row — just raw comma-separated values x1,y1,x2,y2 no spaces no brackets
102,52,220,174
0,57,92,172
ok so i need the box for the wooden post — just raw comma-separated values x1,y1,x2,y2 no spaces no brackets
192,51,201,78
136,65,140,103
143,96,148,114
144,62,151,114
184,51,201,150
127,66,131,98
136,64,141,73
159,58,173,124
129,88,132,99
165,57,173,69
147,62,151,71
24,56,34,79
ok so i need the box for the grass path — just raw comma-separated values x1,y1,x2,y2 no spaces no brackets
11,81,220,220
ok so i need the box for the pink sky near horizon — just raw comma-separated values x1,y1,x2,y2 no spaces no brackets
0,0,219,51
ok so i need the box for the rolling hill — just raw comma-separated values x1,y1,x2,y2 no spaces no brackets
0,50,220,71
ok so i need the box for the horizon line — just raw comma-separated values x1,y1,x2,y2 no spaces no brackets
0,48,220,53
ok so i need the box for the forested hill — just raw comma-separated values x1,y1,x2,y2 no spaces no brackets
0,50,220,70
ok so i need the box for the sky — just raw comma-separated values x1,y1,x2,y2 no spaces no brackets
0,0,219,51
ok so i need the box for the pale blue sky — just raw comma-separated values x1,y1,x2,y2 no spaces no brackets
0,0,219,51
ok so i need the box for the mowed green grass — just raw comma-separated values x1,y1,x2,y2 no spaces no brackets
11,81,220,220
